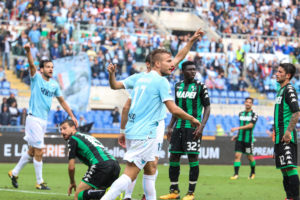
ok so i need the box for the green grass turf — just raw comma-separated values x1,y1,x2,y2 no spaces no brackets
0,163,291,200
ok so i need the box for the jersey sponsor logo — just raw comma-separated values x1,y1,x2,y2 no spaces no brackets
239,116,252,121
176,91,197,99
41,87,55,97
275,96,282,104
128,112,136,122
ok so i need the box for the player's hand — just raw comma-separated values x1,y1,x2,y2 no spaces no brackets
107,63,116,74
190,117,201,128
191,29,205,42
118,133,126,148
167,126,173,142
71,116,78,128
68,183,76,196
24,43,31,52
193,125,203,140
231,135,237,141
230,127,238,133
282,132,292,143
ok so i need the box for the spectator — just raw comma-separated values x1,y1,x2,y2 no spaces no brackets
111,107,120,127
0,105,11,126
8,101,19,126
53,106,64,127
216,124,226,136
215,74,225,91
20,108,27,126
28,25,41,48
39,43,50,60
239,77,249,91
50,42,61,59
1,97,8,112
7,93,17,107
2,34,12,69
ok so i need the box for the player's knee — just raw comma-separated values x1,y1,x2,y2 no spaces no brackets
170,153,180,162
144,162,157,175
188,154,198,162
33,149,44,161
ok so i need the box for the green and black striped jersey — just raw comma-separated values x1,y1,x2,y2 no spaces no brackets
237,110,258,143
68,132,115,166
174,80,210,129
274,83,299,144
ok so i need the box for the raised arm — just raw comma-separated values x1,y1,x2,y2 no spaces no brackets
56,96,78,127
107,63,125,89
24,43,37,77
173,29,205,67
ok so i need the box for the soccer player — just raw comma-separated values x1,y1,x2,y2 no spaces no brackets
160,61,211,200
274,63,299,200
230,97,258,180
108,29,204,200
60,119,120,200
8,43,78,190
101,49,201,200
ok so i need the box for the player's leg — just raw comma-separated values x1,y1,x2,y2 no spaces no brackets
182,154,199,200
9,146,34,188
247,154,256,179
143,160,157,200
231,141,243,179
101,162,139,200
75,181,106,200
33,147,49,190
160,153,181,199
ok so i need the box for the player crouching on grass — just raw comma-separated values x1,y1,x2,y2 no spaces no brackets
60,119,120,200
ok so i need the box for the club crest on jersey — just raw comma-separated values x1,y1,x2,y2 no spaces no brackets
176,91,196,99
190,85,196,91
275,96,282,104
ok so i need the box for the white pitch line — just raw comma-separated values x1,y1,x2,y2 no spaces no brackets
0,188,72,196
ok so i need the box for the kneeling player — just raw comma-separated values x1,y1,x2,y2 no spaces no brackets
60,120,120,200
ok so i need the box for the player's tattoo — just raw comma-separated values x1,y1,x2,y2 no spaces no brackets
286,112,300,132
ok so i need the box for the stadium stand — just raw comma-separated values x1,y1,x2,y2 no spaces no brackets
0,0,299,137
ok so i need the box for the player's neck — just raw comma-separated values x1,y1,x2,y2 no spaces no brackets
42,74,50,81
280,80,290,88
245,108,252,112
184,78,194,83
152,68,162,76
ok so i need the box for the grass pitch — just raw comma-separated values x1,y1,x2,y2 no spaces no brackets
0,163,290,200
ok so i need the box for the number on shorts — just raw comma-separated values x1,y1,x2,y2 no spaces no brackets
279,155,286,165
187,142,197,151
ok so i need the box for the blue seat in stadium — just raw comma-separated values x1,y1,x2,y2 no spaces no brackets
1,89,9,96
242,91,250,98
235,91,243,99
211,98,219,104
99,72,106,79
228,98,237,104
100,79,109,86
267,92,276,100
2,81,10,89
211,90,220,98
220,91,227,98
207,90,212,97
236,99,244,104
219,98,227,104
228,91,235,98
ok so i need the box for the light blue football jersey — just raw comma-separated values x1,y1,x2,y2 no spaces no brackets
125,71,173,140
29,73,62,120
122,72,167,121
122,72,145,89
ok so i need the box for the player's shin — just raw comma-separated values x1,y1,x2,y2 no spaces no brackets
101,174,132,200
124,179,137,199
286,169,299,199
33,158,43,184
169,162,180,192
250,160,256,174
78,189,106,200
233,161,241,175
12,152,33,176
188,161,199,193
143,174,156,200
282,171,293,199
